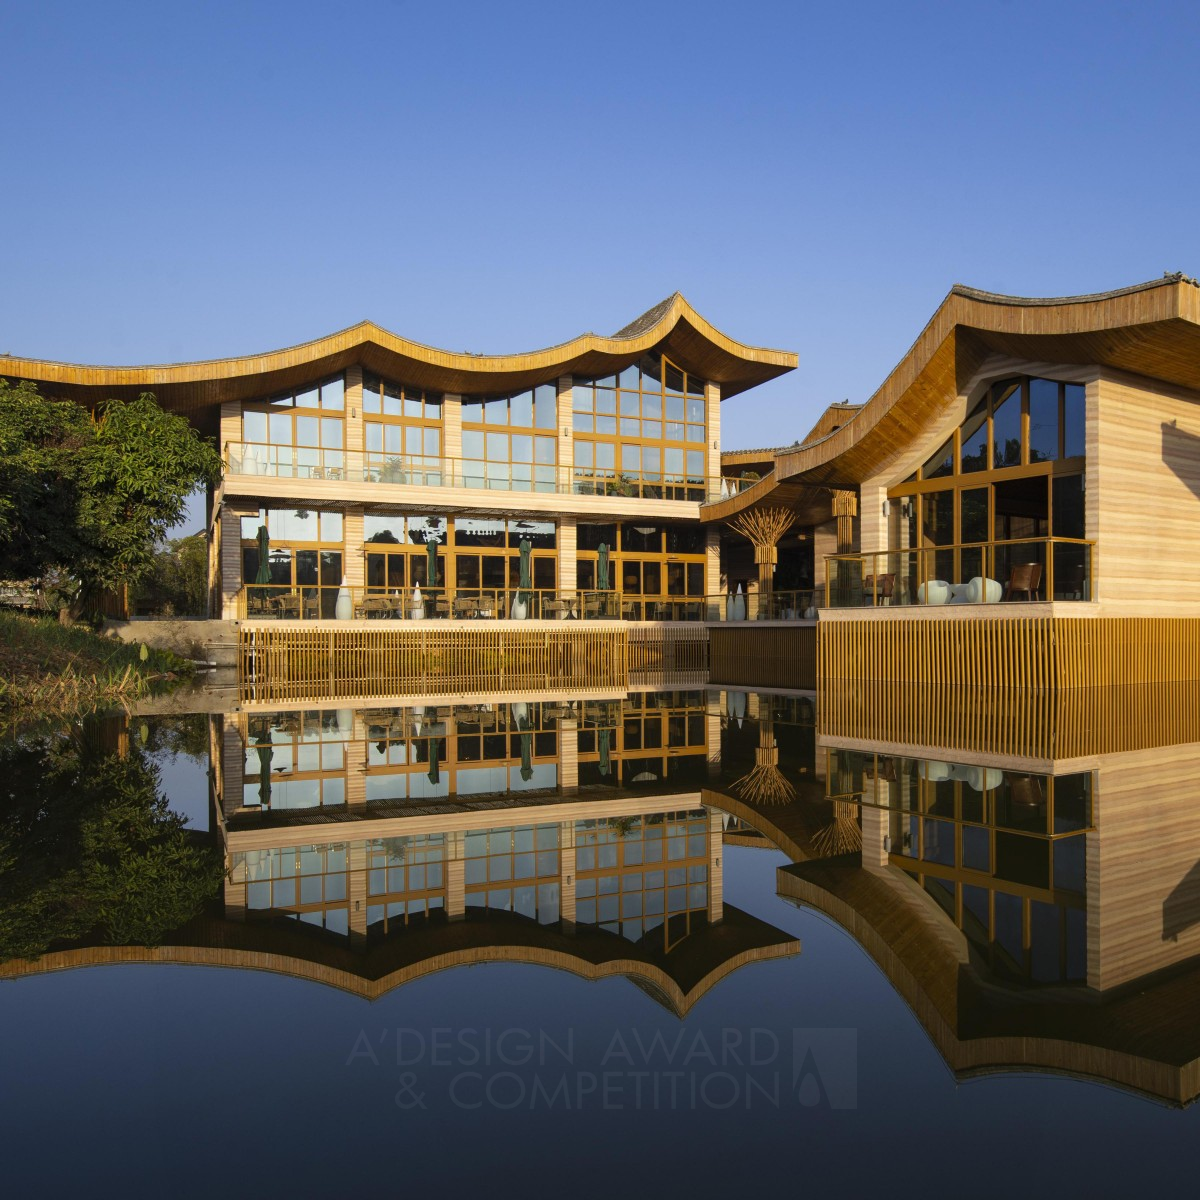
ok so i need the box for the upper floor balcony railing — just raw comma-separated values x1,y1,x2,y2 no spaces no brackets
226,443,715,502
823,537,1095,608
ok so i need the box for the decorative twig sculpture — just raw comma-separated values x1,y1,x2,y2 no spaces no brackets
729,507,795,611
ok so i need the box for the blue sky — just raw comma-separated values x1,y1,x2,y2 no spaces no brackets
4,0,1199,530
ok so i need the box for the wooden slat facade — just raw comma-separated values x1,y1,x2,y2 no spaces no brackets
709,623,817,689
818,681,1200,763
240,621,630,703
818,609,1200,689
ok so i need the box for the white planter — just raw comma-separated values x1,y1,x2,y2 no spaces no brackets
510,596,528,620
335,576,352,620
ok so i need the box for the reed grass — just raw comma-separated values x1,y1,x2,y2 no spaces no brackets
0,610,188,718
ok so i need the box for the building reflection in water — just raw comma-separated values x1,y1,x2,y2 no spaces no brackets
199,687,799,1013
762,687,1200,1107
12,682,1200,1102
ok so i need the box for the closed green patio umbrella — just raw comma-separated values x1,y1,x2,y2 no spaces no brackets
425,537,439,589
519,723,533,781
254,524,271,585
597,542,610,591
427,736,440,785
254,731,273,807
598,725,611,777
518,537,532,600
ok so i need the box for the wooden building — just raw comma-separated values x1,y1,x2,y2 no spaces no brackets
0,297,795,626
704,273,1200,684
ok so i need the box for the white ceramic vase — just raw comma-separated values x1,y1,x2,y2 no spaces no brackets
335,575,352,620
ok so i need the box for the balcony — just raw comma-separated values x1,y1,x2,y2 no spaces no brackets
236,585,818,622
225,443,717,502
823,538,1095,608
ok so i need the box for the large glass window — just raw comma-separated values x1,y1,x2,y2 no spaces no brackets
241,374,345,478
364,515,556,609
572,353,707,500
241,508,344,616
575,522,706,616
888,375,1088,600
461,386,558,491
365,515,447,592
363,373,443,485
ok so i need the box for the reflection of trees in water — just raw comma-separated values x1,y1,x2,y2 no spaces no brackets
0,722,224,961
138,712,210,761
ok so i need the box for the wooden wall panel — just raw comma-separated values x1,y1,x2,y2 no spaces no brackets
819,612,1200,689
710,625,816,689
1094,370,1200,609
239,623,631,703
1089,744,1200,990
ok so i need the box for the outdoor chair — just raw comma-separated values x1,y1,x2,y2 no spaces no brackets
1004,562,1043,601
862,573,895,606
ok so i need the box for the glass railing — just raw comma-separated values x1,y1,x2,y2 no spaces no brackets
823,538,1095,608
238,585,818,622
712,474,769,501
227,443,347,480
226,444,719,501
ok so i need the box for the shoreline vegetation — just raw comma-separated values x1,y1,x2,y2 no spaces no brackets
0,609,190,718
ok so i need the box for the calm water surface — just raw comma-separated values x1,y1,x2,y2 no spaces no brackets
2,687,1198,1196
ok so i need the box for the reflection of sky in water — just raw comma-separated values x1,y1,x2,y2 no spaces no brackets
5,689,1200,1191
149,743,209,831
2,842,1195,1195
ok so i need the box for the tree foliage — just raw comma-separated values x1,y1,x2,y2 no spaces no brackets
132,532,209,615
0,724,225,960
0,379,221,601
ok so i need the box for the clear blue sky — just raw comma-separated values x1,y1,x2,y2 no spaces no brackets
4,0,1199,531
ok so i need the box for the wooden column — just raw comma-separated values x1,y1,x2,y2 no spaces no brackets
831,490,858,553
560,821,577,931
707,810,724,924
344,508,364,591
558,515,577,602
443,394,463,471
556,375,574,469
705,526,721,605
705,382,722,495
559,719,579,791
345,365,364,481
446,831,466,921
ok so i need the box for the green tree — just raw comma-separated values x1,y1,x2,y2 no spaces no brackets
0,379,221,610
133,531,209,615
0,724,226,960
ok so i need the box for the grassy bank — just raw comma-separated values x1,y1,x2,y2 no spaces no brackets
0,609,190,715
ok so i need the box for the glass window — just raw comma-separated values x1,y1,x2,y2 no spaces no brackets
1063,383,1085,458
922,436,954,480
243,410,267,443
960,488,989,544
960,394,988,473
1028,378,1059,463
991,381,1022,468
578,523,616,551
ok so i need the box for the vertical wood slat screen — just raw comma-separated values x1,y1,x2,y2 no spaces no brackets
709,626,817,690
240,625,630,703
818,681,1200,760
818,616,1200,689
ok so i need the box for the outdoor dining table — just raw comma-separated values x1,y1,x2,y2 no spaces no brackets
355,594,405,618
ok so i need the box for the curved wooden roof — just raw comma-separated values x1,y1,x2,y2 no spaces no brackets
0,904,799,1016
781,859,1200,1105
705,273,1200,520
0,293,797,433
